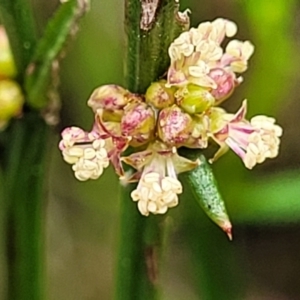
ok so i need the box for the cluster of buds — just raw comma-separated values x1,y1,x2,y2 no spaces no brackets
0,26,24,130
59,18,282,216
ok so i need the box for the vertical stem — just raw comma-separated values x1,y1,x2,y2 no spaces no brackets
115,185,162,300
115,1,189,299
183,196,245,300
4,113,49,300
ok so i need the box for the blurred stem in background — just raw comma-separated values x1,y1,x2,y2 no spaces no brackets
0,1,46,299
4,115,49,300
0,0,88,299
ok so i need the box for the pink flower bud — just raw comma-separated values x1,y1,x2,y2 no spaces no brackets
158,105,193,146
121,100,155,147
209,68,237,103
87,85,129,121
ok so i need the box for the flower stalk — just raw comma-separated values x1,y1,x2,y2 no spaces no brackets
115,0,189,299
4,114,49,300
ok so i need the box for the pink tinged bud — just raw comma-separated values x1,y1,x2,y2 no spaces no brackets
167,65,188,87
158,105,193,147
95,110,130,176
145,80,175,109
0,80,24,130
121,101,155,147
176,84,215,114
209,68,237,103
87,85,129,121
0,27,17,79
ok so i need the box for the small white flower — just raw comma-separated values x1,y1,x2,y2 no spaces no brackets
131,171,182,216
225,40,255,73
167,18,254,90
211,101,283,169
122,142,199,216
243,116,283,169
59,126,109,181
71,139,109,181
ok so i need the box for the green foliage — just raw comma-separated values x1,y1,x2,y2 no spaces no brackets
25,0,89,109
0,1,89,299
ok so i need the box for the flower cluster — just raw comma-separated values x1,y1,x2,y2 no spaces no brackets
59,18,282,216
0,26,23,130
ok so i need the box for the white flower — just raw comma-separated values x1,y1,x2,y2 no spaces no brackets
243,116,283,169
59,126,109,181
167,18,254,90
131,171,182,216
211,101,283,169
224,40,254,73
122,142,199,216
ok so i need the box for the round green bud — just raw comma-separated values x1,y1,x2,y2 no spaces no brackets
0,79,24,129
0,27,17,79
177,84,215,114
145,80,176,109
208,107,227,133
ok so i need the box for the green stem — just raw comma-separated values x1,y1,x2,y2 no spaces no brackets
124,0,189,93
115,1,189,299
4,113,49,300
115,185,164,300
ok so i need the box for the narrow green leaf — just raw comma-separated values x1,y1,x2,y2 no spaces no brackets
0,0,37,76
182,152,232,239
25,0,89,109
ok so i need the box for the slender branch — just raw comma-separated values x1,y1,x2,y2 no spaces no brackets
25,0,89,109
115,186,163,300
4,113,49,300
115,1,189,299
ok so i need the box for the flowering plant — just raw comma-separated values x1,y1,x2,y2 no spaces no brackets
59,18,282,217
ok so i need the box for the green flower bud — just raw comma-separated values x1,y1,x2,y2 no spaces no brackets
208,107,227,133
176,84,215,114
145,80,176,109
0,80,24,130
182,152,232,239
0,27,17,79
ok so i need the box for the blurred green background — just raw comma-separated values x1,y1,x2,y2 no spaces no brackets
3,0,300,299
